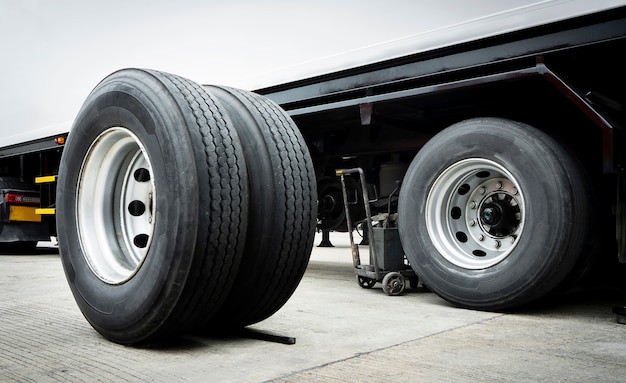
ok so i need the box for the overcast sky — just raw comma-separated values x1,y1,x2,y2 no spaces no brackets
1,0,534,143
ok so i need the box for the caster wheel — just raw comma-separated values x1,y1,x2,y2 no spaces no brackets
382,272,405,296
356,275,376,289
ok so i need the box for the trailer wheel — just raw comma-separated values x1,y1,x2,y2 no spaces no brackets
204,86,317,328
398,118,592,310
56,69,248,344
317,177,364,232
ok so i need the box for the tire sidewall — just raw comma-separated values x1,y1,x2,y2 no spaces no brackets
57,72,198,337
399,118,580,308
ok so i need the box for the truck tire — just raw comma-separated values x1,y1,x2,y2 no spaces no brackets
204,86,317,328
398,118,593,310
56,69,248,344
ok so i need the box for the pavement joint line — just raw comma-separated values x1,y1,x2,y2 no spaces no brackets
261,313,507,383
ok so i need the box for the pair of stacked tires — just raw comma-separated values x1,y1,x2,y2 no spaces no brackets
56,69,317,345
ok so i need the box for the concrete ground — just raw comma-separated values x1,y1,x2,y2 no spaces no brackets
0,232,625,382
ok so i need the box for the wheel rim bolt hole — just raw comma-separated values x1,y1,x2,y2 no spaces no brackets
451,206,462,220
457,184,471,195
134,168,151,182
133,234,149,248
456,231,468,243
128,200,146,216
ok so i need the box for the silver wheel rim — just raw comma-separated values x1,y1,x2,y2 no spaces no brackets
76,127,156,284
425,158,525,270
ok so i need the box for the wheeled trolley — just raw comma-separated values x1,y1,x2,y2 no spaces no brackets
336,167,417,295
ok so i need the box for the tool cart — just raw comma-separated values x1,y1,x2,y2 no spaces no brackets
336,167,417,295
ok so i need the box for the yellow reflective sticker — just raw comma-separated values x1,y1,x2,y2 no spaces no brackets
9,206,42,222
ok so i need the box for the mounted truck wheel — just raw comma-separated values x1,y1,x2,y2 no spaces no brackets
398,118,593,310
57,69,249,344
204,86,317,328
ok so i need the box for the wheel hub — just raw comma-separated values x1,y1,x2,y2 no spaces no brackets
480,204,502,226
425,158,525,270
479,194,520,237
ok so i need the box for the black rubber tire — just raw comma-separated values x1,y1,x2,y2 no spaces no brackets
356,275,376,289
56,69,248,344
398,118,593,310
381,272,406,296
204,86,317,328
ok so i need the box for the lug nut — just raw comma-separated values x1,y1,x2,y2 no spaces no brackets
495,240,501,249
